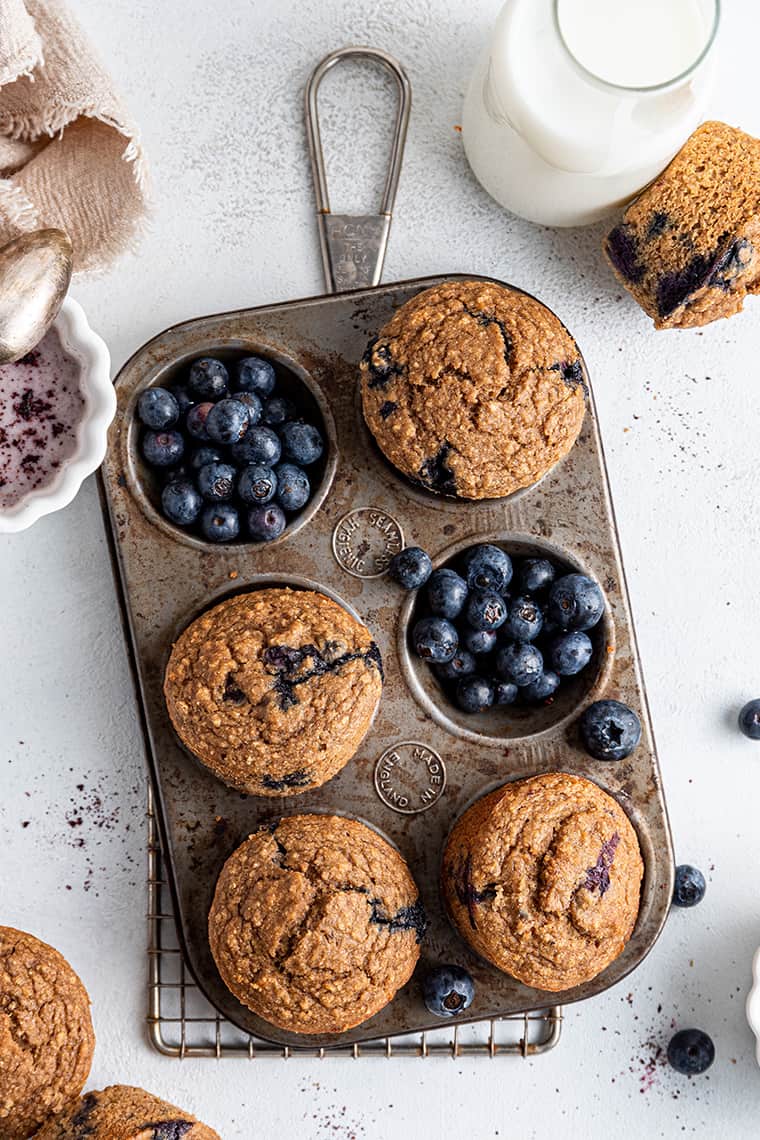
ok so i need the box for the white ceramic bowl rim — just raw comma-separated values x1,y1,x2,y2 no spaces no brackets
0,296,114,534
746,946,760,1066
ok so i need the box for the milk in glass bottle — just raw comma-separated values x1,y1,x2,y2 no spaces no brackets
462,0,721,226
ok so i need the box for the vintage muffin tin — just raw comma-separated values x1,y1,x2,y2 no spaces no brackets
101,272,674,1050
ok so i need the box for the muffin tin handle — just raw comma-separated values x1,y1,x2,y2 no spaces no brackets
305,46,411,294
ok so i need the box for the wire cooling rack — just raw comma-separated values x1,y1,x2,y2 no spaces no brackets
146,790,563,1059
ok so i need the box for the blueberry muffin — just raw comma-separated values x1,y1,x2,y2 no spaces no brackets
0,926,94,1139
35,1085,220,1139
604,121,760,329
164,588,383,796
442,773,643,992
360,279,586,500
208,814,425,1034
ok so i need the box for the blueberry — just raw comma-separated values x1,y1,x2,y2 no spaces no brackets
667,1029,714,1075
231,426,282,467
188,357,229,400
422,965,475,1018
189,446,223,470
247,503,287,542
412,617,458,663
231,390,263,425
141,429,184,467
496,642,543,687
186,401,214,440
236,355,276,397
161,479,202,526
461,544,513,593
456,674,494,713
238,464,277,505
137,387,179,429
427,568,468,620
280,421,324,465
389,547,433,590
197,462,236,502
517,557,556,594
171,384,194,416
673,865,706,908
262,395,295,426
550,631,593,676
521,670,560,703
504,596,543,641
738,699,760,739
275,463,310,512
200,503,239,543
462,627,498,656
580,699,641,760
494,680,519,706
204,398,249,445
465,589,508,632
548,573,605,631
435,650,477,682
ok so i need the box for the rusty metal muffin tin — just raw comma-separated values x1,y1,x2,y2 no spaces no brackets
101,273,674,1050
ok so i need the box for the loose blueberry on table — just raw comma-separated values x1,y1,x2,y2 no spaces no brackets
422,965,475,1018
738,698,760,739
398,542,605,716
137,354,324,543
667,1028,715,1075
672,864,706,908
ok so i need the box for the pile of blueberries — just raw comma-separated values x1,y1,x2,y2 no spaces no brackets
392,542,606,716
136,355,324,543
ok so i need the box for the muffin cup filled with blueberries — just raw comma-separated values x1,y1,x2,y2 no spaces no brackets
130,347,334,546
395,535,614,743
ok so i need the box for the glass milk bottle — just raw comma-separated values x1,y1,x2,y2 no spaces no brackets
462,0,721,226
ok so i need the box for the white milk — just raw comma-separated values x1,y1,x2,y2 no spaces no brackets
462,0,719,227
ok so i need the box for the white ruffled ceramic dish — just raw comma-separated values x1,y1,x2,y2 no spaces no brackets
0,296,113,533
746,947,760,1064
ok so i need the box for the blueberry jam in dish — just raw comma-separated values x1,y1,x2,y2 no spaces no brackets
403,542,607,724
136,352,327,543
0,329,85,509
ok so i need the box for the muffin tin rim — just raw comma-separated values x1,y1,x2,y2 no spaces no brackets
100,271,674,1049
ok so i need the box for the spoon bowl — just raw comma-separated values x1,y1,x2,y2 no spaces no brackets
0,228,73,364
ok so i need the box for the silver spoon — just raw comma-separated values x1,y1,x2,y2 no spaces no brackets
0,229,73,364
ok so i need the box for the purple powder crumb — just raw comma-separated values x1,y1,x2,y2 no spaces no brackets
14,388,53,422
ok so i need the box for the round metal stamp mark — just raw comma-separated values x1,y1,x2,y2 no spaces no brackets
332,507,403,579
374,741,446,815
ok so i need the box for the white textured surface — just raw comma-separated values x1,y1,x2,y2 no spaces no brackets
1,1,760,1136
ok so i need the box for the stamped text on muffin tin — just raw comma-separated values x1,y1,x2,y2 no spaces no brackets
374,741,446,814
332,507,404,578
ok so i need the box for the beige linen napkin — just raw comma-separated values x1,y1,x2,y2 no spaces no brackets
0,0,148,272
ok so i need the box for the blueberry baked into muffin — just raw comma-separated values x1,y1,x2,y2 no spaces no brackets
360,279,586,500
164,588,383,796
208,814,425,1034
35,1084,220,1139
604,121,760,329
0,926,94,1139
442,773,643,992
